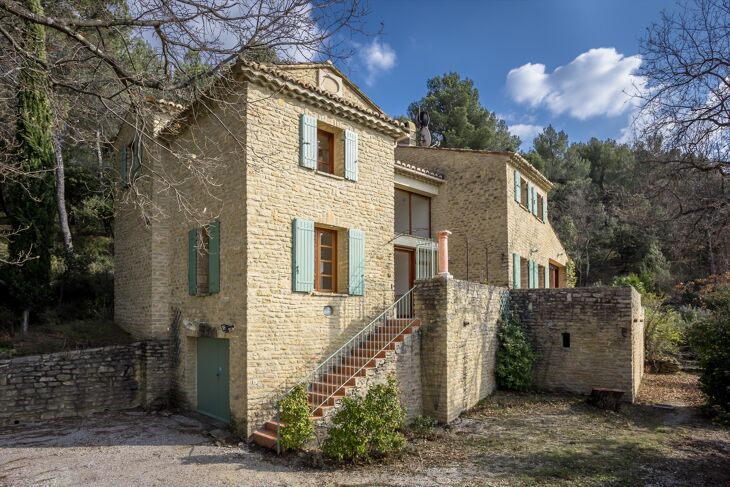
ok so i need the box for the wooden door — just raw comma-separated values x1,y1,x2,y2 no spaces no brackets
197,337,230,422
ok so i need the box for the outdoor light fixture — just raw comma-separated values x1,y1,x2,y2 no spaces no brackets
220,323,235,333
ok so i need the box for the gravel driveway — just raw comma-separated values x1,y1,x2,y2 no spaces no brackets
0,410,435,487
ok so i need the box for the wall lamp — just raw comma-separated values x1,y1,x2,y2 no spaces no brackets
220,324,235,333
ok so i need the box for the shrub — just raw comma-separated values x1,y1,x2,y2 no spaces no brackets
643,294,684,372
566,260,577,288
322,376,405,463
612,273,647,295
495,313,535,391
277,384,314,452
687,286,730,420
409,415,437,439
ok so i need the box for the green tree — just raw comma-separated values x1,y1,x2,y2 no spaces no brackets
4,0,56,332
407,73,520,151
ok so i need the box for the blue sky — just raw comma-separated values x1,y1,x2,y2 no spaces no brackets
336,0,680,150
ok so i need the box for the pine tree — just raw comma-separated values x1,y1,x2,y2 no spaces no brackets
5,0,56,333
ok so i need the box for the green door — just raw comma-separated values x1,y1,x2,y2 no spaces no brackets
197,337,230,422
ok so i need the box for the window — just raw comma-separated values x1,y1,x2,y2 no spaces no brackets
317,129,335,174
394,188,431,238
520,178,529,207
537,193,544,221
520,257,529,289
562,332,571,348
538,264,545,288
196,228,211,294
315,227,337,292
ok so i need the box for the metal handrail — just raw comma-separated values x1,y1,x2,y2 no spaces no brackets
274,286,417,453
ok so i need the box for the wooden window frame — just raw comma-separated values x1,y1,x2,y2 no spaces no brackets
316,129,335,174
315,226,337,292
395,188,431,238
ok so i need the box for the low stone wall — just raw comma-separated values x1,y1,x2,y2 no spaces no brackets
414,277,507,423
0,341,171,425
510,287,644,401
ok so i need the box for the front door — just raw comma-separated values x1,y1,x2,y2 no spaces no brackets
394,247,415,317
197,337,230,422
549,264,560,289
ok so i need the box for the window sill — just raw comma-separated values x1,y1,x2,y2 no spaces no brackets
314,170,345,181
311,291,351,298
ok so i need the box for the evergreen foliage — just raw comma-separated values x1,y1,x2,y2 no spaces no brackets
277,384,314,452
322,376,405,463
495,313,535,391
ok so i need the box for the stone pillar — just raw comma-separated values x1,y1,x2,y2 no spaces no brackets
437,230,452,278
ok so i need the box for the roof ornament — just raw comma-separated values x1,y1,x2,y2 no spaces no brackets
417,110,432,147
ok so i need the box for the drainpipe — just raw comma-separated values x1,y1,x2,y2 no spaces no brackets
437,230,452,278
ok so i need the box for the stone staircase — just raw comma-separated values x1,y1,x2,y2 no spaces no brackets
252,314,420,451
679,345,701,373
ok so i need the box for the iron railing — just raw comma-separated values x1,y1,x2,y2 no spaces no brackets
274,286,417,453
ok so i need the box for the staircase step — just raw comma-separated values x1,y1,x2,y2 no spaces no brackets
308,392,339,407
252,430,278,449
264,420,284,433
310,379,355,394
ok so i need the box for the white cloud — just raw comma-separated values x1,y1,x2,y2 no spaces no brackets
509,123,543,143
361,38,396,85
506,48,645,120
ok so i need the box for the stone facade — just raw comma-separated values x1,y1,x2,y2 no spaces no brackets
414,277,507,423
114,60,406,437
395,146,568,287
510,287,644,401
0,342,170,426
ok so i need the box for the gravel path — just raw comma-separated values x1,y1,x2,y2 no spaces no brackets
1,374,727,487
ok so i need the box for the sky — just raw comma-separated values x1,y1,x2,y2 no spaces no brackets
335,0,682,150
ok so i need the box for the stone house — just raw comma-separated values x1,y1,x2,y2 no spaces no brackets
113,59,643,449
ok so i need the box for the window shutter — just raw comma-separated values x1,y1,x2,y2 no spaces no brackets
543,196,548,223
514,170,521,203
292,218,315,292
544,263,550,288
348,228,365,295
119,146,128,186
512,253,521,289
527,260,533,288
299,114,317,169
533,261,539,288
344,130,358,181
208,220,221,294
532,188,538,216
132,136,142,176
188,229,197,296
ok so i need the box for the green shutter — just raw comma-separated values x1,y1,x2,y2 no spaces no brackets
527,260,533,288
292,218,315,292
348,228,365,295
119,145,128,186
532,188,538,216
514,170,521,203
132,135,142,176
344,130,358,181
299,114,317,169
543,195,548,223
512,253,521,289
532,261,539,288
188,229,198,295
544,263,550,288
208,220,221,294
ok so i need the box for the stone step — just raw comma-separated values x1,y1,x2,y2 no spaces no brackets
252,429,277,449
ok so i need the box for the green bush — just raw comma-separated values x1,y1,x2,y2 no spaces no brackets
643,294,684,372
687,286,730,421
322,376,405,463
277,384,314,452
612,273,648,295
495,313,535,391
409,415,437,439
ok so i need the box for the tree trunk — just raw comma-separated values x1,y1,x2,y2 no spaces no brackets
21,309,29,335
53,129,73,253
96,129,103,182
706,227,716,275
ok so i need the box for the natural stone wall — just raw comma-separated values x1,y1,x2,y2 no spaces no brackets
0,342,170,426
509,287,644,401
414,277,507,423
242,81,398,435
